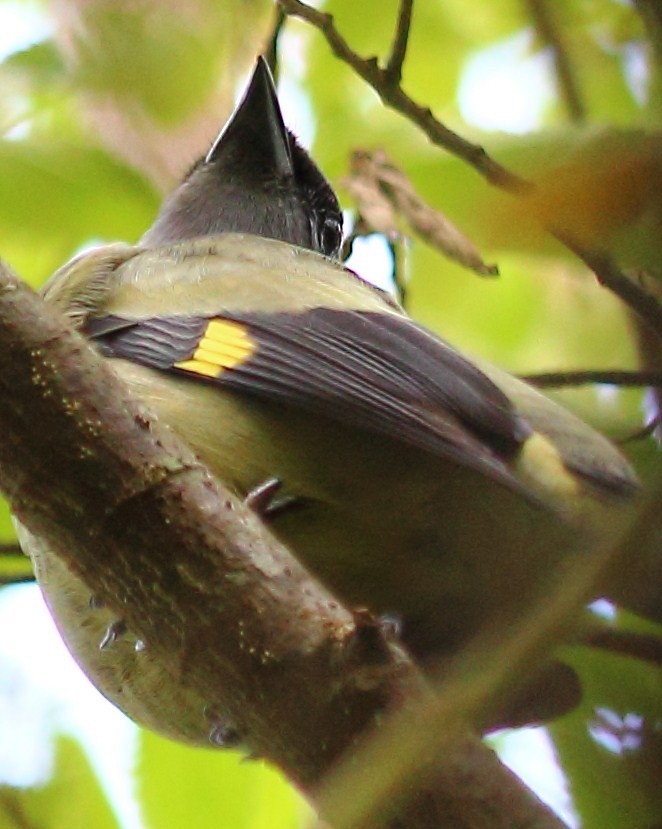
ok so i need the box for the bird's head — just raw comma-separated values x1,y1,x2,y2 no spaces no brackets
141,57,343,258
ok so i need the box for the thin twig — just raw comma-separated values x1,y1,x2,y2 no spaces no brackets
558,235,662,338
0,792,39,829
0,541,35,586
0,573,35,586
278,0,662,341
265,5,287,83
617,416,661,444
343,216,408,305
587,629,662,664
633,0,662,64
521,369,662,388
278,0,527,192
526,0,585,123
389,236,408,307
385,0,414,85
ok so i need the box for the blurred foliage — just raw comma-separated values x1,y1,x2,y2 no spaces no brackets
0,737,120,829
137,733,311,829
0,0,660,827
0,139,158,280
552,644,662,829
71,7,223,124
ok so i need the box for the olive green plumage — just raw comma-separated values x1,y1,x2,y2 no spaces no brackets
20,233,638,744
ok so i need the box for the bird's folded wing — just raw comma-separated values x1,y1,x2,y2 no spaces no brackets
85,307,537,497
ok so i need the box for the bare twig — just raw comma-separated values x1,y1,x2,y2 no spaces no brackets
0,541,34,585
341,214,409,304
278,0,527,192
634,0,662,63
385,0,414,85
521,369,662,445
557,236,662,338
265,4,287,82
341,216,371,263
389,235,409,307
526,0,586,123
521,369,662,388
278,0,662,340
616,416,661,444
0,573,34,586
585,628,662,665
0,791,39,829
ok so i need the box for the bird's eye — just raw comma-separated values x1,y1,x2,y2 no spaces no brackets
316,215,343,258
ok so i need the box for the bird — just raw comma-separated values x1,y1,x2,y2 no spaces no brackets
18,57,641,746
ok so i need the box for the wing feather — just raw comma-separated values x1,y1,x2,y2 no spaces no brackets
85,307,535,496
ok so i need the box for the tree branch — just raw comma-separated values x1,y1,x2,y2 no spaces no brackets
525,0,586,123
278,0,526,191
555,235,662,339
265,4,287,82
278,0,662,341
0,260,569,829
0,259,395,788
633,0,662,64
521,369,662,388
0,541,35,585
0,574,35,585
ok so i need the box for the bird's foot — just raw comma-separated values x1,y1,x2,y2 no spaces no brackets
244,477,302,519
204,706,244,748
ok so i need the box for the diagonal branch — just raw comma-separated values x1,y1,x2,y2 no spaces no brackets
0,258,389,789
557,234,662,337
278,0,527,191
265,4,287,82
278,0,662,341
0,259,568,829
0,541,35,585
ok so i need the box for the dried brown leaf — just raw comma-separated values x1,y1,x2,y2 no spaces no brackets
345,149,499,277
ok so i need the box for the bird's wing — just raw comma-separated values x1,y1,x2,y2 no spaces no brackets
85,306,537,498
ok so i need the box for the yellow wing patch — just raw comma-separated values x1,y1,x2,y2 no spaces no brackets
174,319,257,378
516,431,582,517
